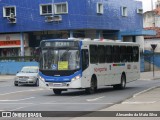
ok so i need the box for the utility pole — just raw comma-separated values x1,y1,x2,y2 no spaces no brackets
151,0,154,10
151,44,157,78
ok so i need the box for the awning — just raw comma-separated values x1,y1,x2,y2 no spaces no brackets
120,29,156,36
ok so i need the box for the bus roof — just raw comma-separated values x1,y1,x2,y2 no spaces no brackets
41,38,140,46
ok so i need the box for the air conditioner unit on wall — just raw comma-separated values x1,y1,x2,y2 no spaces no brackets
137,9,143,14
7,13,16,23
45,15,62,22
45,16,54,22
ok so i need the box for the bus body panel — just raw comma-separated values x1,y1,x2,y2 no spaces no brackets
39,39,140,91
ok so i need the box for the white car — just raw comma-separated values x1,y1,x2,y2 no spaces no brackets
14,66,39,86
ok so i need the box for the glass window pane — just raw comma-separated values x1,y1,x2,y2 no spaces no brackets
48,5,52,13
98,45,105,63
11,7,15,15
6,8,10,16
62,4,67,13
105,46,112,63
42,6,47,14
56,4,62,13
90,45,98,64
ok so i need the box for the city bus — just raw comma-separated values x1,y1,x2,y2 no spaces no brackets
38,38,140,95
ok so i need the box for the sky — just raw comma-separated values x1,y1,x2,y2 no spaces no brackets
139,0,157,12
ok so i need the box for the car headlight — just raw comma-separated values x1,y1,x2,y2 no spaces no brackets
39,76,45,82
15,76,19,80
71,75,81,81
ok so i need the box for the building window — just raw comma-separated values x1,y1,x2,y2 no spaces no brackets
97,3,103,14
40,4,53,15
3,6,16,17
121,6,127,17
54,2,68,14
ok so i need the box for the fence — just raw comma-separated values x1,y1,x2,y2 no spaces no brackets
141,52,160,72
0,56,39,75
0,56,39,62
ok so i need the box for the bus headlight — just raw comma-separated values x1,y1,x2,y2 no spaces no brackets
71,75,81,81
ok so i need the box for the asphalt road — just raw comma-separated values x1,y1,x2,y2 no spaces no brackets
0,78,160,119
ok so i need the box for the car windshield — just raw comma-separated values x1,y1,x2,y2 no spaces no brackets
40,49,80,70
21,67,38,73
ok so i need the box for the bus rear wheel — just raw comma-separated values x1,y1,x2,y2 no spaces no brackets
53,89,62,95
113,74,126,90
85,77,97,94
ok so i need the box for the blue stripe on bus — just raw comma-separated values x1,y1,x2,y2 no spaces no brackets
39,70,82,82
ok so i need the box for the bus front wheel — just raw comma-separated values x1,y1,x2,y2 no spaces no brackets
53,89,62,95
113,74,126,90
85,77,97,94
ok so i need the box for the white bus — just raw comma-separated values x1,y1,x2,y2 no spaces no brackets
39,38,140,95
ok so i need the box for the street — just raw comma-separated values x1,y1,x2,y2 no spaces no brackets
0,77,160,113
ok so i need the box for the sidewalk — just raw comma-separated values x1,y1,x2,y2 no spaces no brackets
0,75,15,80
71,71,160,119
140,71,160,80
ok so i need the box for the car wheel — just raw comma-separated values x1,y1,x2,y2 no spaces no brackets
35,79,39,86
14,82,18,86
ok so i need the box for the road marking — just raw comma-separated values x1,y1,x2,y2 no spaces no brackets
122,101,156,104
86,96,105,102
0,103,33,104
133,86,159,98
0,97,35,102
9,106,28,111
0,85,12,88
0,88,45,96
42,102,113,105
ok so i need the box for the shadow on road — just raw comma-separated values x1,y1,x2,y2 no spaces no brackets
44,86,138,97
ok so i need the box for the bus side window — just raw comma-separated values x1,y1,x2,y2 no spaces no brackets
120,46,127,62
133,46,139,62
90,45,98,64
82,49,89,71
106,46,112,63
127,46,133,62
113,46,120,63
98,45,105,63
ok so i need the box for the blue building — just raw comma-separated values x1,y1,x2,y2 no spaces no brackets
0,0,155,57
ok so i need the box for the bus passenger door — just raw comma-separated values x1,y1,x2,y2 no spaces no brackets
81,49,90,88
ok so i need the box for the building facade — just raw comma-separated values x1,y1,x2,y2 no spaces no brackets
143,0,160,52
0,0,154,57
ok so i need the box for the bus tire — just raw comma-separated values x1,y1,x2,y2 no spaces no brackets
53,89,62,95
113,74,126,90
85,77,97,94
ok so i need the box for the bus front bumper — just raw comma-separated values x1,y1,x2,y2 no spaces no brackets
39,76,82,89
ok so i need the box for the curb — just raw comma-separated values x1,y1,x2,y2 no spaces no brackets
133,85,160,98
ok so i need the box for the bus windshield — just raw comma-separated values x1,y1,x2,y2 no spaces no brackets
40,48,80,71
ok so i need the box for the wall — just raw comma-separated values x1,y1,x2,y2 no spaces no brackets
136,36,144,52
0,62,38,75
0,0,143,33
144,39,160,52
143,11,155,27
155,16,160,27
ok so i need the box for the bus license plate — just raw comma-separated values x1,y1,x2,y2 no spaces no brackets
53,83,67,87
53,83,63,87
